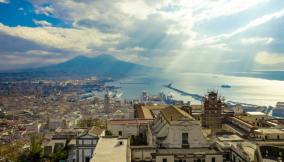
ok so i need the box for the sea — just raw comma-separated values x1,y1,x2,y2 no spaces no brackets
109,71,284,107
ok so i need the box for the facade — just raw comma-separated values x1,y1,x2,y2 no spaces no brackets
107,119,152,138
201,91,222,131
254,128,284,140
44,139,67,156
150,106,208,148
216,135,260,162
67,133,99,162
131,106,223,162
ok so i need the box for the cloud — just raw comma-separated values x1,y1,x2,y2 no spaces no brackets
33,19,52,27
0,53,67,70
0,0,9,4
231,9,284,36
34,5,54,16
0,24,123,53
255,51,284,65
184,9,284,48
1,0,284,71
241,37,273,45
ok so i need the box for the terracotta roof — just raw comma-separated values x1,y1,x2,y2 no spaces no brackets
138,105,170,119
89,126,104,136
160,106,195,122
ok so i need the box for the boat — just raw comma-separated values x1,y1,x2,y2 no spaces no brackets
221,84,231,88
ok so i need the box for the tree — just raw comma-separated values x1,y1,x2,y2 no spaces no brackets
17,135,44,162
0,141,24,162
77,118,94,128
47,149,67,162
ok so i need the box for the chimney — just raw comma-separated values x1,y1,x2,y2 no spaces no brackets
119,141,123,145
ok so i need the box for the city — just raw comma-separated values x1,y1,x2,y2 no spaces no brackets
1,76,284,162
1,0,284,162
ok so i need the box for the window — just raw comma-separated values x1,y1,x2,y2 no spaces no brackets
118,131,122,136
212,157,215,162
85,157,90,162
182,133,188,145
163,158,167,162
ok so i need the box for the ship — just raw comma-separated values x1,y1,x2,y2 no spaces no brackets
221,84,231,88
272,102,284,118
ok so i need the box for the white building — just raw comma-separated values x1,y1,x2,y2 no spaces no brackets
48,119,66,130
150,106,208,148
132,106,223,162
67,127,103,162
107,119,152,138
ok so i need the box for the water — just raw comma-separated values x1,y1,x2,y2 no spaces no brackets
112,72,284,106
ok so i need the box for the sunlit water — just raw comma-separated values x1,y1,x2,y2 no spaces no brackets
111,72,284,106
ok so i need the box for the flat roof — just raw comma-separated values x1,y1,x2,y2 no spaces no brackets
246,111,266,116
108,119,153,125
255,128,284,134
217,134,244,142
91,137,129,162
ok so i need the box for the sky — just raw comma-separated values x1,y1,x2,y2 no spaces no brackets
0,0,284,72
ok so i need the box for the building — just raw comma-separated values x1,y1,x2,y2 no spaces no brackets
131,106,223,162
90,137,130,162
216,134,260,162
67,127,103,162
237,111,271,127
48,119,66,130
107,119,152,138
104,92,111,114
44,139,67,156
272,102,284,117
201,91,223,131
254,128,284,140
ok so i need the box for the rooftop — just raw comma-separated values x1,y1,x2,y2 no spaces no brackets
108,119,153,125
89,126,104,136
246,111,266,116
91,137,129,162
160,106,195,122
217,134,244,142
254,128,284,134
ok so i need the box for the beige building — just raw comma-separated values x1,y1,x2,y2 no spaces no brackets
254,128,284,140
107,119,152,138
216,134,260,162
132,106,223,162
91,137,130,162
237,112,271,127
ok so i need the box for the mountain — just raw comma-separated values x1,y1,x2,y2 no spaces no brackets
20,54,155,79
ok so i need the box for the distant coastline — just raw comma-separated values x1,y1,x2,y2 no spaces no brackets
225,71,284,81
